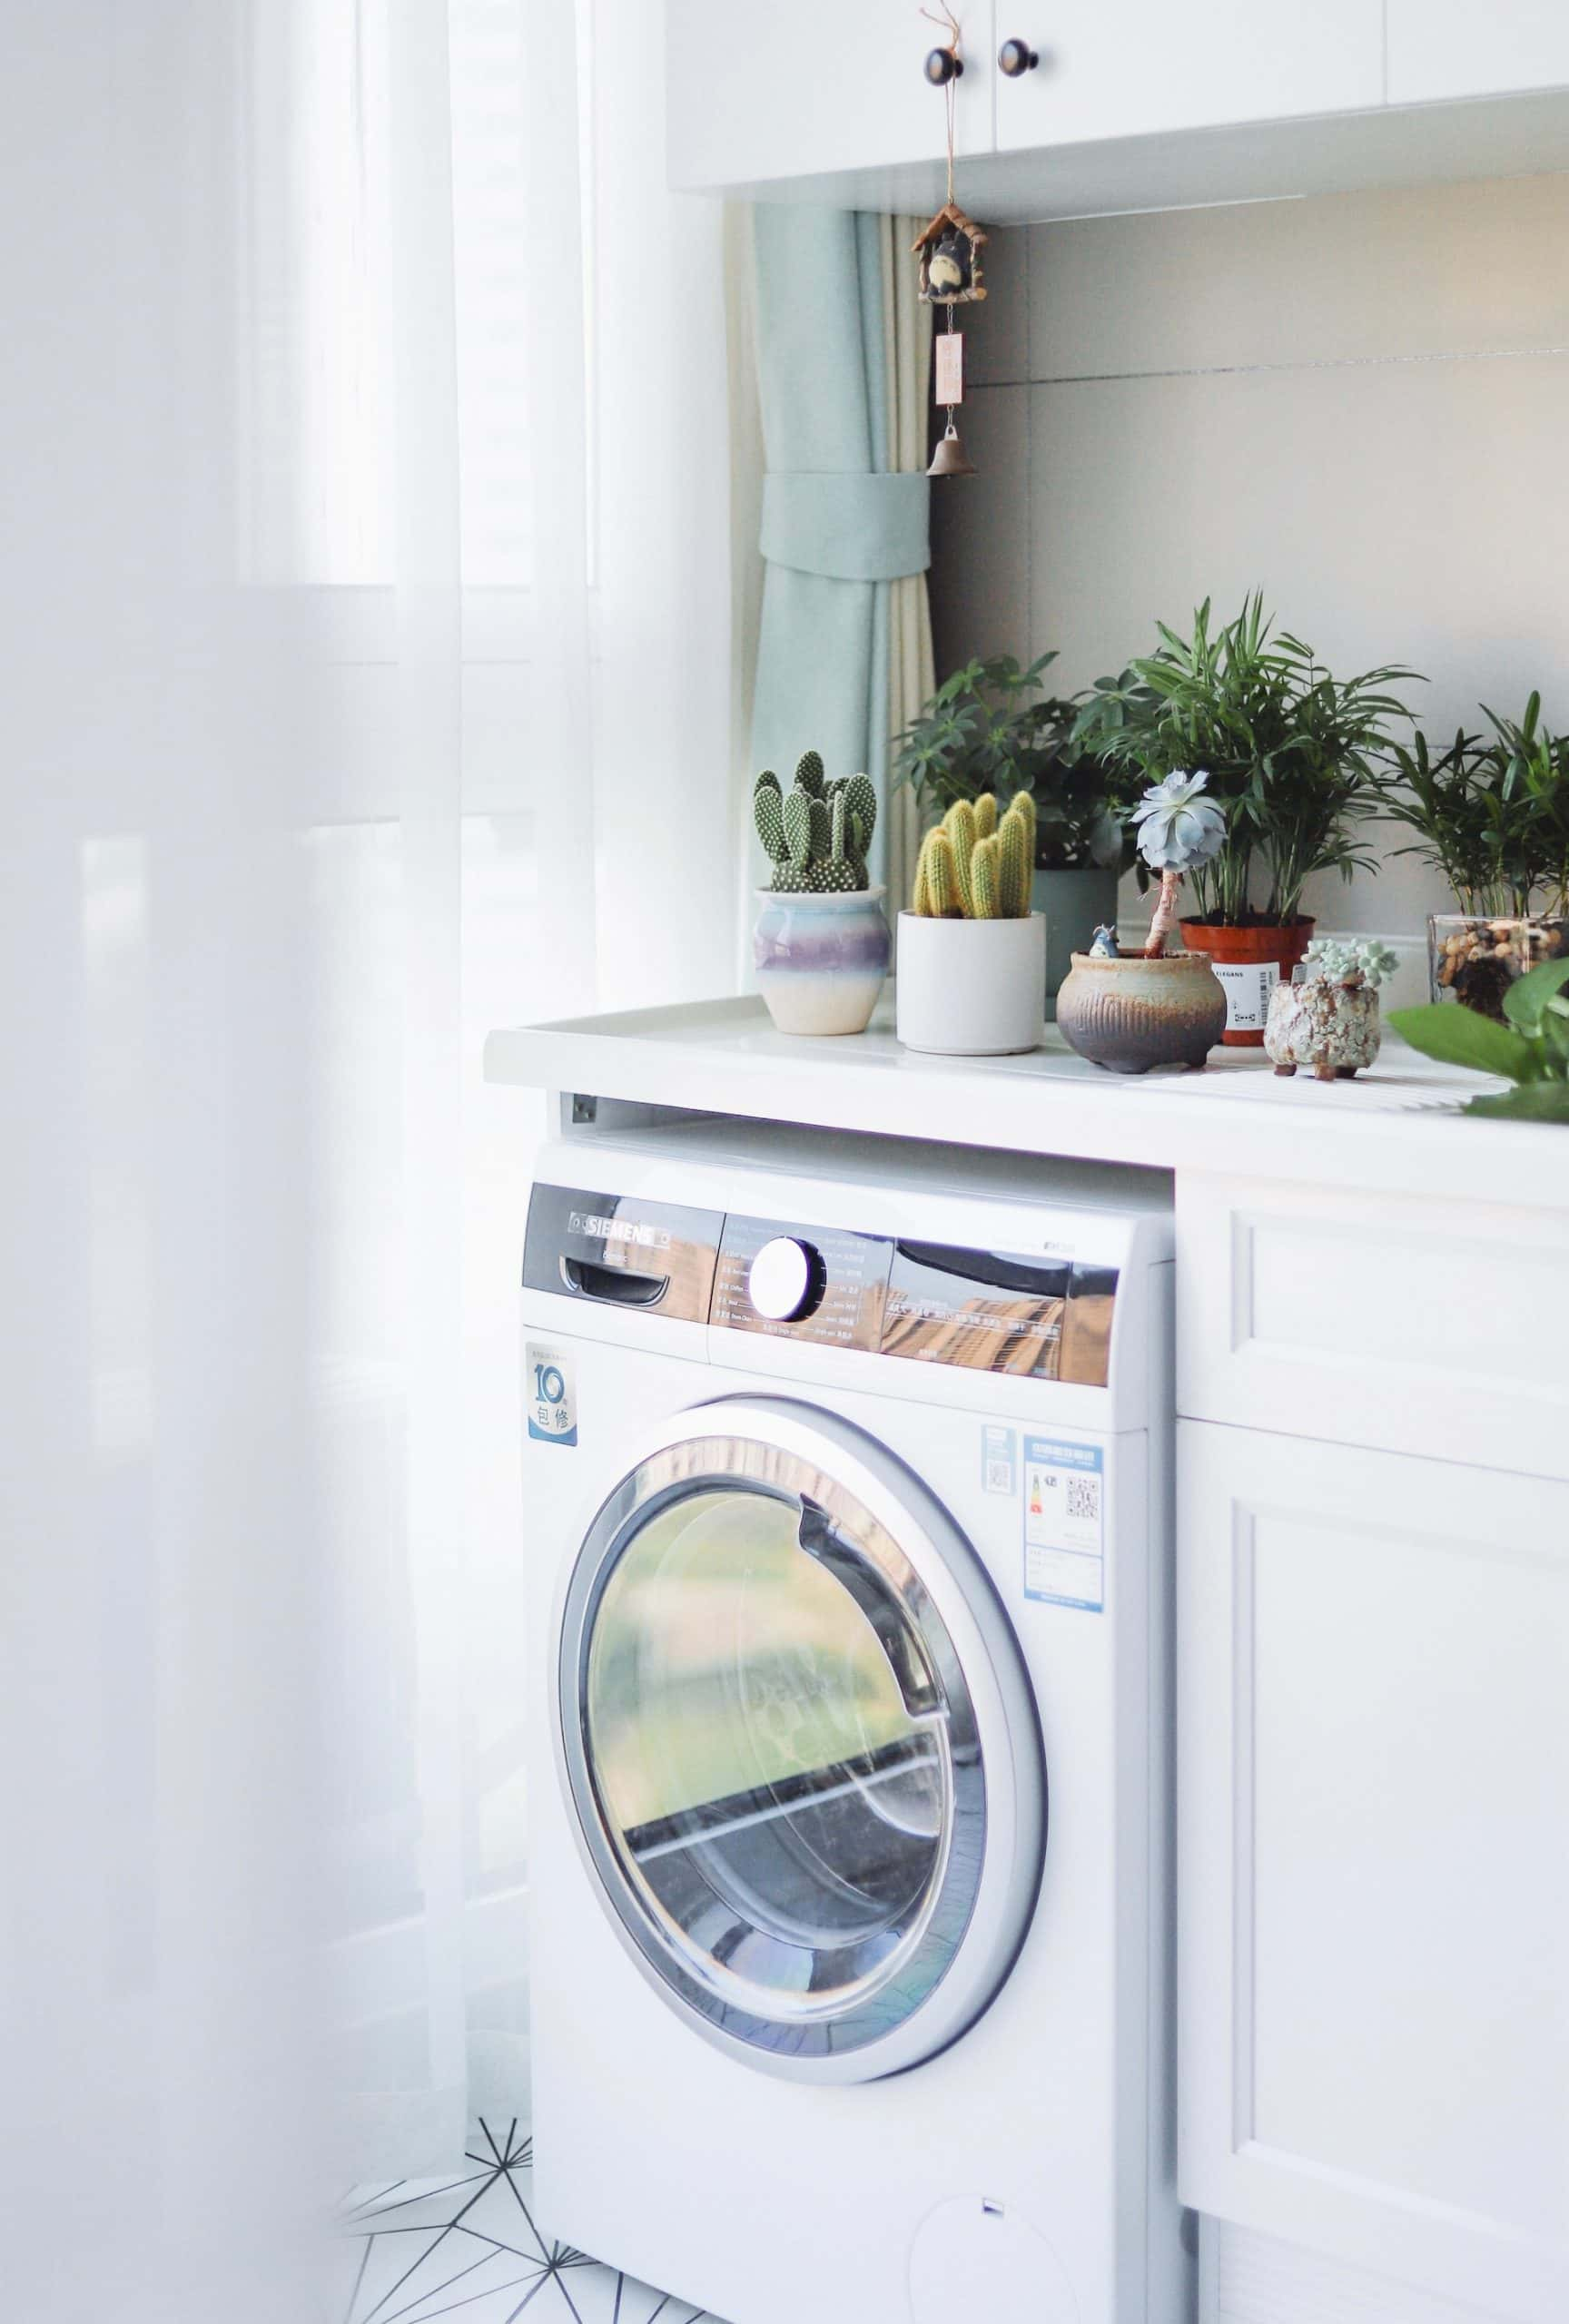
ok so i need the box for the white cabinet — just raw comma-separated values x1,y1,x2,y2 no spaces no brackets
1387,3,1569,106
994,0,1383,153
666,0,994,190
1179,1421,1569,2322
1176,1174,1569,1483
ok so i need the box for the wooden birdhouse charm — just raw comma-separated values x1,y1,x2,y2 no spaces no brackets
912,202,987,306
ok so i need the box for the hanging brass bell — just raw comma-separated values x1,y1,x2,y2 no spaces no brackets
927,416,976,478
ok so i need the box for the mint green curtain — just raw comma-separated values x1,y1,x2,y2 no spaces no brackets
749,209,931,891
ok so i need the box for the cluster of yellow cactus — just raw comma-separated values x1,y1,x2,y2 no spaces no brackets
913,792,1036,920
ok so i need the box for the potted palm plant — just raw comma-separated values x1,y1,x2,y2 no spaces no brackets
893,654,1132,1012
1077,597,1415,1045
1380,696,1569,1021
1055,772,1229,1073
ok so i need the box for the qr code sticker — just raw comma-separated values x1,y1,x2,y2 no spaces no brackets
987,1458,1013,1492
1066,1473,1100,1523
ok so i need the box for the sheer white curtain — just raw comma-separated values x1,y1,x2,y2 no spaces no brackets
0,2,735,2316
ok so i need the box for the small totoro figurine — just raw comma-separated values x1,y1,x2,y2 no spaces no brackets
1088,923,1120,960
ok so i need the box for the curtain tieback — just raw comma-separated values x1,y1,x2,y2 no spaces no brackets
760,471,930,583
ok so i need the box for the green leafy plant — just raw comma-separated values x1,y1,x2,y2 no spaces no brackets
1379,694,1569,917
913,792,1035,920
1075,596,1416,927
893,654,1132,872
755,752,877,893
1391,956,1569,1123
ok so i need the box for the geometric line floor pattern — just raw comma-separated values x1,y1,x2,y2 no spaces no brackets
340,2117,725,2324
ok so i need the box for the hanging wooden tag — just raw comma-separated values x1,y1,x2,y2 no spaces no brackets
934,331,963,407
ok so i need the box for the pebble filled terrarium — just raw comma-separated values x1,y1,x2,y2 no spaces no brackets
1381,697,1569,1022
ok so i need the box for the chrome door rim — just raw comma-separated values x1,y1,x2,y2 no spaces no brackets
554,1394,1047,2084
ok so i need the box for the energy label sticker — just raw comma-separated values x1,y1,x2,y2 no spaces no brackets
1022,1435,1105,1612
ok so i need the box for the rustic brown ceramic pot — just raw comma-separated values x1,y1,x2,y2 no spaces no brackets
1055,950,1229,1074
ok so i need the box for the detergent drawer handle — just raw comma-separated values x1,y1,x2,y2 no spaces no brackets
559,1256,670,1308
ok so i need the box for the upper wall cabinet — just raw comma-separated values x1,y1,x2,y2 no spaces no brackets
666,0,997,189
669,0,1569,219
1387,2,1569,104
993,0,1381,153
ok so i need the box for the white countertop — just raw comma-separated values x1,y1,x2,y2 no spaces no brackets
484,993,1568,1210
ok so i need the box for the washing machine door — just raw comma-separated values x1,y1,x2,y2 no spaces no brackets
556,1395,1046,2083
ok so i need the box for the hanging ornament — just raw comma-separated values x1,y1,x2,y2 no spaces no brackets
914,5,989,477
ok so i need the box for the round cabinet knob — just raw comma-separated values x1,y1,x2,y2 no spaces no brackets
923,45,963,84
747,1236,825,1324
998,36,1039,74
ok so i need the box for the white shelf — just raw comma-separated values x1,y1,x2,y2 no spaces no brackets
483,993,1567,1211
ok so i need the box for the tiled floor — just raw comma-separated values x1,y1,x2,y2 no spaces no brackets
341,2119,723,2324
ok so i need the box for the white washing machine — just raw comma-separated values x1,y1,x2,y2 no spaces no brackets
518,1112,1187,2324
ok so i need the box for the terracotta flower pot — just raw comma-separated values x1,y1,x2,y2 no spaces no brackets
1179,917,1316,1047
1055,949,1228,1075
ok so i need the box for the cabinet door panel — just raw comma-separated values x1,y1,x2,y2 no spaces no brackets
995,1,1382,153
667,0,993,190
1179,1423,1569,2322
1388,4,1569,106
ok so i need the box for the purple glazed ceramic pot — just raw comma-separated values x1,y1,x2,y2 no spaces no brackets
754,886,890,1036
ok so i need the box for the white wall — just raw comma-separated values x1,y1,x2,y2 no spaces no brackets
928,172,1569,940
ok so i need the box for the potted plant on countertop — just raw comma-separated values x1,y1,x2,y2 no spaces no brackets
753,752,889,1036
1379,695,1569,1022
892,653,1134,1012
1054,771,1229,1074
1264,938,1399,1082
896,791,1046,1055
1077,596,1415,1046
1391,955,1569,1123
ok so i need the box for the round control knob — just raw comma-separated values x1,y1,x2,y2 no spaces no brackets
998,36,1039,74
747,1236,825,1324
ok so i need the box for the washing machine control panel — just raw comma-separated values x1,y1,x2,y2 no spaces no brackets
712,1216,889,1349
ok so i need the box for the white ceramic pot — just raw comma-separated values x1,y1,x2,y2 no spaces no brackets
895,911,1046,1056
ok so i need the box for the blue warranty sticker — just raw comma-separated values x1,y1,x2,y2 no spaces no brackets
527,1344,577,1447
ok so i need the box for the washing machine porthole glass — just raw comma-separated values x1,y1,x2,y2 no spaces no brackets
558,1423,1016,2070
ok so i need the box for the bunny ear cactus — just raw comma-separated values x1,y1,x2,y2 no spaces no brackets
755,753,876,893
753,771,787,868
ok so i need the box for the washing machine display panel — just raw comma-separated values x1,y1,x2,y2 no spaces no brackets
707,1216,1119,1384
711,1215,890,1348
882,1245,1119,1387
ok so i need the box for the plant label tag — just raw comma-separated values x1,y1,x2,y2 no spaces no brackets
1022,1435,1105,1612
1212,960,1278,1034
935,331,963,406
526,1344,577,1447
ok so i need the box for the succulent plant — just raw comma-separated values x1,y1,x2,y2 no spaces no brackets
1304,937,1398,990
1132,770,1227,958
912,792,1036,920
754,752,877,893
